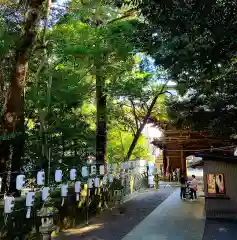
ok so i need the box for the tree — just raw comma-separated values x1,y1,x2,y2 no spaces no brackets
107,126,149,163
24,51,96,180
107,76,168,163
0,0,50,193
132,0,237,139
108,54,169,160
51,1,146,168
0,0,170,193
166,59,237,139
21,0,152,179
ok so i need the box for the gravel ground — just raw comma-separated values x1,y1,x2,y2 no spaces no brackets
57,187,175,240
202,219,237,240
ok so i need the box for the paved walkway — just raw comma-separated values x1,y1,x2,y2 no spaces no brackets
56,188,175,240
203,219,237,240
56,186,237,240
122,189,206,240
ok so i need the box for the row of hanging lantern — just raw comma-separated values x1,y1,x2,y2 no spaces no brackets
5,164,104,217
4,160,142,218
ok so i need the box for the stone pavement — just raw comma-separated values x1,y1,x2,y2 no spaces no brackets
122,189,206,240
55,184,237,240
203,219,237,240
56,187,175,240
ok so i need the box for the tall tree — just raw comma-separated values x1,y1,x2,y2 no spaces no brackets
132,0,237,138
0,0,49,193
53,0,146,168
108,55,169,160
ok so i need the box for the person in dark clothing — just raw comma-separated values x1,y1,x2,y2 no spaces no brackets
180,175,186,199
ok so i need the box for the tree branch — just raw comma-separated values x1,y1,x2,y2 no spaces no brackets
107,8,136,24
130,98,139,131
118,130,125,161
126,80,169,160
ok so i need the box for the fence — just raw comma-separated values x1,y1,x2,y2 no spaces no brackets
0,162,148,239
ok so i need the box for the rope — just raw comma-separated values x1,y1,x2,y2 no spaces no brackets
163,145,237,152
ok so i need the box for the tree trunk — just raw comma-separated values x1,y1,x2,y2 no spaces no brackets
0,0,44,194
126,91,166,161
95,63,107,170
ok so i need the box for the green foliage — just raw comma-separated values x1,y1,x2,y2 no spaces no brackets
0,0,167,174
134,0,237,138
107,126,149,163
0,15,19,56
0,132,22,141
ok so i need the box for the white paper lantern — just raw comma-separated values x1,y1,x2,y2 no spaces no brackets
4,196,14,214
75,181,81,193
37,171,45,186
109,174,114,183
26,192,35,207
61,184,68,197
103,175,107,185
81,166,88,177
107,164,111,172
112,163,117,172
16,175,25,190
55,170,63,182
88,178,93,188
70,168,77,181
91,165,96,175
42,187,50,201
94,177,100,187
99,165,105,175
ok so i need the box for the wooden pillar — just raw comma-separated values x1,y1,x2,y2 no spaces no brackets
183,150,187,177
181,146,184,172
163,148,167,175
181,145,186,176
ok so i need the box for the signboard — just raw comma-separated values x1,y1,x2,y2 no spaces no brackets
207,173,225,195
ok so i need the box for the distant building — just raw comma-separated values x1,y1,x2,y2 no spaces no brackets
142,123,163,163
151,121,234,176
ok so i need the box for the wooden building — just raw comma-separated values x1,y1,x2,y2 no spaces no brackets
191,152,237,219
152,121,234,175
